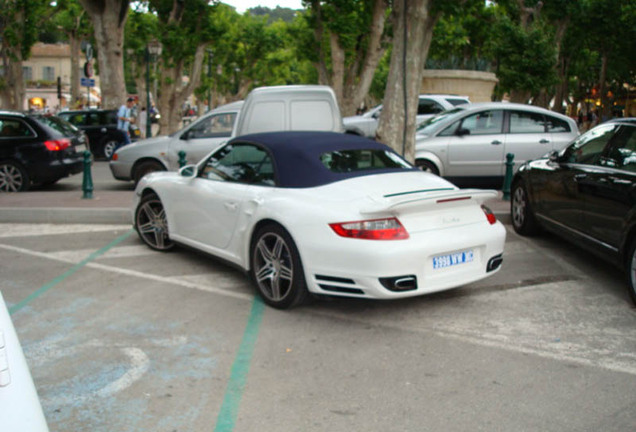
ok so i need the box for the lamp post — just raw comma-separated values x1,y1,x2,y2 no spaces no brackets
206,49,213,112
145,39,162,138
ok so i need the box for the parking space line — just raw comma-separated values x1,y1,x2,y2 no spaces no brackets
6,230,134,315
214,297,265,432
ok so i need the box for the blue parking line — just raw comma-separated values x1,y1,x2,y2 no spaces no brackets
9,230,134,315
214,296,265,432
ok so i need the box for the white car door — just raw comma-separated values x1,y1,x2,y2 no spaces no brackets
166,112,237,169
445,109,505,176
171,142,273,253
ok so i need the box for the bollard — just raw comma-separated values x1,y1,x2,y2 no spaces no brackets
178,150,187,168
82,150,94,199
502,153,515,201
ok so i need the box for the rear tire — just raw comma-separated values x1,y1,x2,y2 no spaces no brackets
626,241,636,306
511,181,539,236
102,139,120,159
0,161,29,192
416,159,440,176
133,160,165,186
250,224,308,309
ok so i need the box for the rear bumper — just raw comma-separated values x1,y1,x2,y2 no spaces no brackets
29,157,83,184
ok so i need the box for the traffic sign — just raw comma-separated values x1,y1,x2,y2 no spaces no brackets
80,77,95,87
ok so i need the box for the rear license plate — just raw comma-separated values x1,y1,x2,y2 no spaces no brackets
75,144,87,153
433,250,474,269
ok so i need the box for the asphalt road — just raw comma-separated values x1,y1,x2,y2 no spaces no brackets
2,221,635,432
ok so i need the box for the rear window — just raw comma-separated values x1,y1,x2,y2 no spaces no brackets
320,149,411,173
546,115,571,133
445,98,470,106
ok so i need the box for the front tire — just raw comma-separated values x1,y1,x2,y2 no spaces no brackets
250,224,308,309
0,161,29,192
134,192,174,251
511,182,539,236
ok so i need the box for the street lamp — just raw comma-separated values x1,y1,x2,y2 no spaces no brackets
145,39,162,138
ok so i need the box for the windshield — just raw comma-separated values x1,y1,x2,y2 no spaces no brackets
416,107,466,134
32,115,79,135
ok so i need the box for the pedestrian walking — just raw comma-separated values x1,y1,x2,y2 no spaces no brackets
117,97,135,146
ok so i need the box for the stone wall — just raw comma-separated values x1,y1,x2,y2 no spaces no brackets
421,70,498,102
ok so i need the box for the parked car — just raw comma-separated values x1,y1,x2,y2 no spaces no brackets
343,94,470,138
58,109,140,159
511,120,636,304
0,291,50,431
414,102,579,186
110,101,243,185
133,131,506,309
112,85,344,185
0,111,85,192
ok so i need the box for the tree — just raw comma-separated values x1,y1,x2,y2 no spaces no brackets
0,0,46,110
375,0,442,162
52,0,93,105
302,0,390,116
78,0,130,109
145,0,222,133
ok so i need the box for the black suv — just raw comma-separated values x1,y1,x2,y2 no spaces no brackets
58,109,140,159
0,111,85,191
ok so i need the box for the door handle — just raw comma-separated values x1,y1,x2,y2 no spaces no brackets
539,139,550,144
609,176,632,185
491,140,502,145
101,127,107,133
224,202,238,212
574,174,587,181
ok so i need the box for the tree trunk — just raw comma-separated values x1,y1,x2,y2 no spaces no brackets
157,45,207,134
79,0,130,109
375,0,438,163
69,36,81,106
0,53,25,110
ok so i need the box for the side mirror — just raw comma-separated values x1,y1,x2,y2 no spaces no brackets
180,131,189,140
456,127,470,137
548,150,559,163
179,164,197,178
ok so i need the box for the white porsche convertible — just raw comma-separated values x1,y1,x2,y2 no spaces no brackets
133,131,506,309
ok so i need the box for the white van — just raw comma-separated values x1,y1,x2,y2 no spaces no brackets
110,85,343,184
234,85,343,135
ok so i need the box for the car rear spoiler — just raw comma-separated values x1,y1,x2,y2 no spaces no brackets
360,189,498,215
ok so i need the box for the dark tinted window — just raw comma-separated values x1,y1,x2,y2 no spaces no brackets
564,124,617,165
60,113,87,126
188,113,236,139
200,143,274,185
0,118,35,138
445,98,469,106
602,126,636,172
509,111,545,134
320,149,411,173
418,99,445,115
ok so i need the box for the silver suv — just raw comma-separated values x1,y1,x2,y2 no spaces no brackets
343,94,470,138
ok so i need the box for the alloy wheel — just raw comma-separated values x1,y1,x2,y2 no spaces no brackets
0,163,26,192
253,232,294,302
135,196,174,251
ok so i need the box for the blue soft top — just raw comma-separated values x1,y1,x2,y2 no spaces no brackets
228,131,416,188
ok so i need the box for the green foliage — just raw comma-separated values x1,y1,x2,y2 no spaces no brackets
247,6,299,23
1,0,47,60
491,14,558,97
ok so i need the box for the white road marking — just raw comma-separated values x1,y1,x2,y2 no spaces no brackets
0,243,252,301
49,245,157,261
0,223,131,238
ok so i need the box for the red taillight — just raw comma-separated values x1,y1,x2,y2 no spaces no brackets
329,217,409,240
112,153,118,161
44,139,71,151
481,205,497,225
